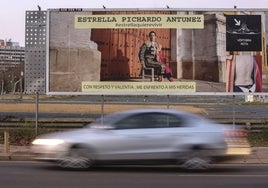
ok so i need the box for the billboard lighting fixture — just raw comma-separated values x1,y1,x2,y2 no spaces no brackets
59,8,83,12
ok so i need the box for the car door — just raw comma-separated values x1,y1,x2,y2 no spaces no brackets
97,112,187,160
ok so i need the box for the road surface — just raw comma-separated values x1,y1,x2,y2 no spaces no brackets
1,161,268,188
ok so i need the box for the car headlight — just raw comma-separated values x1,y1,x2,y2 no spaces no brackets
32,139,65,146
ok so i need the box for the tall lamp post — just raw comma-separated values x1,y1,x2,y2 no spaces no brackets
20,71,23,99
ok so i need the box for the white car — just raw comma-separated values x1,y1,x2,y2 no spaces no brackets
32,109,250,170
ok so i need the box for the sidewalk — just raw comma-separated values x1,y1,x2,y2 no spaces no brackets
0,145,32,161
0,145,268,164
226,147,268,164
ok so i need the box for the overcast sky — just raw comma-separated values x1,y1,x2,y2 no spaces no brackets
1,0,268,46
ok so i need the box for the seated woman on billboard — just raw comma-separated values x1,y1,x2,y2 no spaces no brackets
138,31,165,82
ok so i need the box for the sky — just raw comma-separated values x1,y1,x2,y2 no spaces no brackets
1,0,268,46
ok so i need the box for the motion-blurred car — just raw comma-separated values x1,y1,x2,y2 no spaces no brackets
32,109,250,170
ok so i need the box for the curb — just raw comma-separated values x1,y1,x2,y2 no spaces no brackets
0,154,34,161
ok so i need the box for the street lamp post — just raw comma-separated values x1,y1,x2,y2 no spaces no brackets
20,71,23,99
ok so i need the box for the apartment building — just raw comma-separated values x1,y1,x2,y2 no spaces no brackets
0,40,24,94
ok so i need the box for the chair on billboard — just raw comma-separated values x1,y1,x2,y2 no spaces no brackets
141,61,155,82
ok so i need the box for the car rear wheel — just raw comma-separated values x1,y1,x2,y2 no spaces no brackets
180,149,212,171
58,146,92,169
181,157,210,170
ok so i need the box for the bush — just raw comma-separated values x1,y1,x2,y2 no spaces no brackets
248,128,268,147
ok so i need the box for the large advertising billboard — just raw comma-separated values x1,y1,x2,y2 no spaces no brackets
47,9,267,95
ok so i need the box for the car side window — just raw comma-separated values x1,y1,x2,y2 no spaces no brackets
114,112,185,129
147,113,185,128
166,114,185,128
114,114,149,129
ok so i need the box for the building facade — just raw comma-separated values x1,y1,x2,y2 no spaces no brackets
0,41,24,94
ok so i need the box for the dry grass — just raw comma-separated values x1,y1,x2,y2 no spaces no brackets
0,103,205,115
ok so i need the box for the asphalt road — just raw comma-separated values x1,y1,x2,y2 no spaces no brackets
1,162,268,188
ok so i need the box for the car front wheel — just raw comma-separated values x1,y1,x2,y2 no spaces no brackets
57,146,93,169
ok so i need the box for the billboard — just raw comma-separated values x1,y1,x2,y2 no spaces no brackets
47,9,267,95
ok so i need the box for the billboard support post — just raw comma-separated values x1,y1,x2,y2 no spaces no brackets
101,95,104,124
232,95,236,129
167,95,170,109
35,92,39,136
